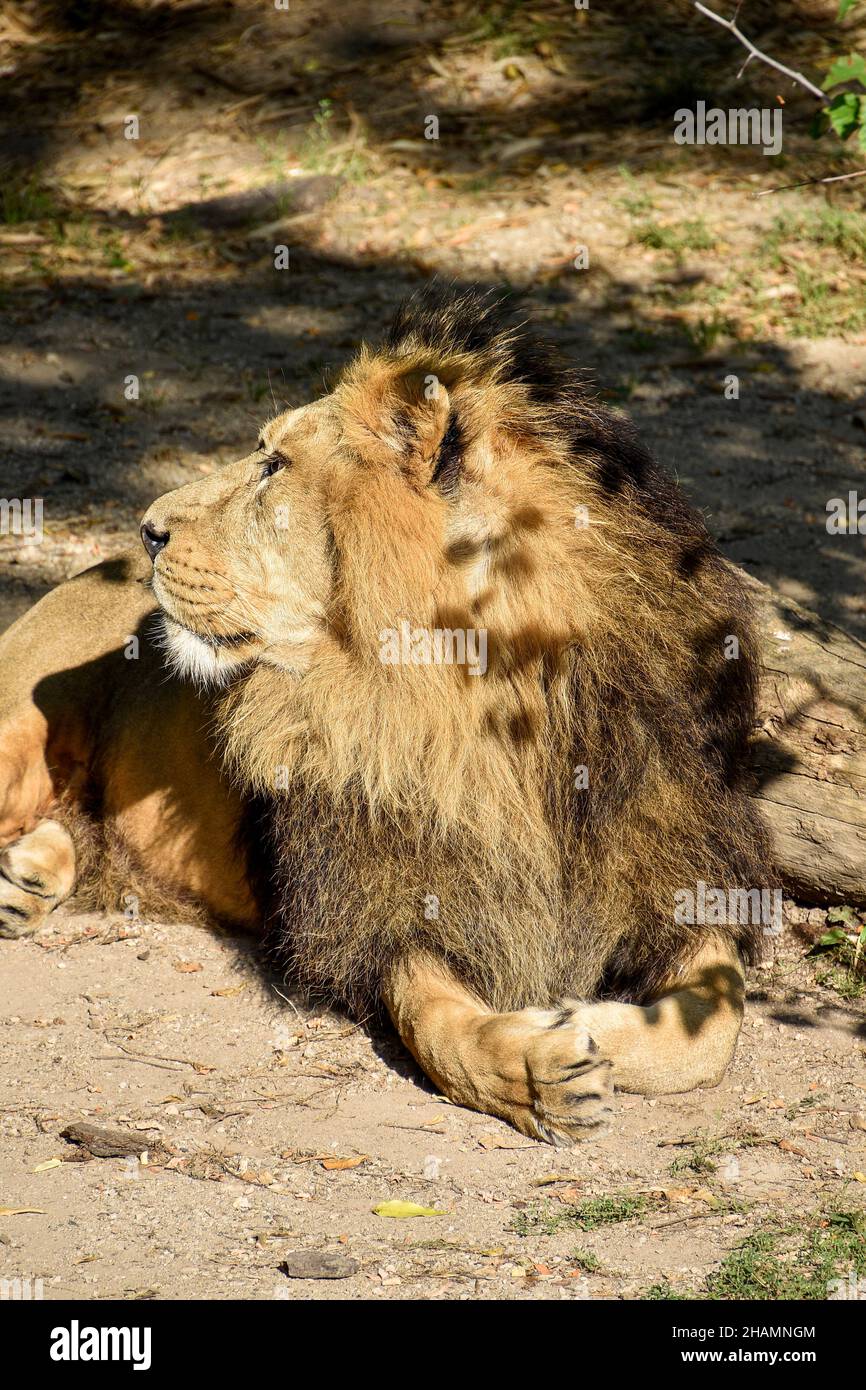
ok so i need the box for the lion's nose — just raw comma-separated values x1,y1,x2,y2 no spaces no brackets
140,520,170,561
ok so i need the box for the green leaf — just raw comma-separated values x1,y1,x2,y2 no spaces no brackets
826,91,862,139
824,53,866,89
807,927,850,956
838,0,858,18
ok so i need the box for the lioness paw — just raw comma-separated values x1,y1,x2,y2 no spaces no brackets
0,821,75,939
524,1008,614,1146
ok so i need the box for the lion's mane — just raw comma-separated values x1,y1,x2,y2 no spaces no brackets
221,286,771,1017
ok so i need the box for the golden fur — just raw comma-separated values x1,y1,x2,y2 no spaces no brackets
0,287,772,1139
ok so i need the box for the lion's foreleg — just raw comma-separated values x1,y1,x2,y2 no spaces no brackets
382,955,614,1146
563,938,746,1096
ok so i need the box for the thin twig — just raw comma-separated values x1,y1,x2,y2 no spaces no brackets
694,2,826,101
97,1041,201,1070
755,167,866,196
95,1052,183,1071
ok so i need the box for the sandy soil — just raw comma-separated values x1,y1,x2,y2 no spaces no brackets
0,907,863,1301
1,0,865,1300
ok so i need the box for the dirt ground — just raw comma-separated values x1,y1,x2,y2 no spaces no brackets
1,1,865,1300
0,906,864,1301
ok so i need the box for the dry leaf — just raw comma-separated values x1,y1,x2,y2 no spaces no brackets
853,1171,866,1183
654,1185,718,1207
555,1185,585,1205
0,1206,45,1216
692,1187,720,1206
661,1186,696,1203
371,1200,446,1219
478,1132,512,1150
210,985,247,997
33,1158,63,1173
779,1139,809,1157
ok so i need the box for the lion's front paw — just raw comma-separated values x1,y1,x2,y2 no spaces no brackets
523,1008,614,1147
0,869,51,938
0,821,75,939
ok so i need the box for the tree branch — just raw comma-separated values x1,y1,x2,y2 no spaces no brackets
694,2,826,102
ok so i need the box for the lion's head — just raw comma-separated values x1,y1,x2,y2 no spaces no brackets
141,286,770,1015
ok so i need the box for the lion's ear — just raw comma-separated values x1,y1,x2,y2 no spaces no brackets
341,359,455,486
395,371,453,480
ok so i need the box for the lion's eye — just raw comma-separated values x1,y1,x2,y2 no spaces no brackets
260,453,287,480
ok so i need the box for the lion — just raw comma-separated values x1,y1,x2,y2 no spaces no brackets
0,287,771,1144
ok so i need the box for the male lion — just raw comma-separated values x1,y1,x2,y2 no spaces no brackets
0,288,771,1144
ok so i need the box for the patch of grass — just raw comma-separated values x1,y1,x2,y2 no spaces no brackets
616,166,654,218
255,132,292,185
297,99,373,183
299,98,337,172
511,1191,658,1237
468,0,552,58
756,213,866,338
462,172,500,196
808,907,865,999
633,217,716,259
670,1136,722,1177
644,1280,692,1300
0,172,60,225
814,961,865,999
667,1131,776,1172
103,236,134,272
785,1091,830,1122
644,1207,866,1301
789,268,866,338
764,208,866,268
685,312,736,355
570,1248,602,1273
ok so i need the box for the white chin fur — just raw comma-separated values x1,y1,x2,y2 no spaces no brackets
157,616,251,689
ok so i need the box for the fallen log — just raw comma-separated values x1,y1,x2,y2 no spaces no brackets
744,570,866,905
